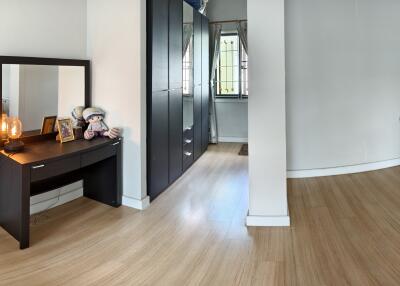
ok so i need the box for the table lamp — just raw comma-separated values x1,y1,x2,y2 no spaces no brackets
4,117,24,153
0,114,8,147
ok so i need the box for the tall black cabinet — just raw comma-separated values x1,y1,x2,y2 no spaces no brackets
147,0,210,201
168,0,184,183
147,0,170,200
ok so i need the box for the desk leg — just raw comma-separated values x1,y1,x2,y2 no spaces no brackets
0,160,30,249
83,152,122,207
20,167,30,249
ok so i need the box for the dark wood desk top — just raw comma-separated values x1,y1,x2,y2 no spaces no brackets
0,137,121,165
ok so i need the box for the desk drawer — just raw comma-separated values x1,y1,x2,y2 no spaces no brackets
81,141,119,168
30,156,80,182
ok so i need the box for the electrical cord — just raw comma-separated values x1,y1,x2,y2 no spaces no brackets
32,188,62,225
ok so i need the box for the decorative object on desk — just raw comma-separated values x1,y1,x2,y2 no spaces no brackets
1,114,8,147
56,118,75,143
73,126,84,140
4,117,24,153
83,107,121,140
71,106,86,128
41,116,57,135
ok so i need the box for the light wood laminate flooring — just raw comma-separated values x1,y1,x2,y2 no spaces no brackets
1,143,400,285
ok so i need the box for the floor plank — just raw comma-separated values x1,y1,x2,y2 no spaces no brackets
1,143,400,285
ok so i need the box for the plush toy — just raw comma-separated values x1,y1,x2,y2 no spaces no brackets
82,107,120,140
71,106,86,128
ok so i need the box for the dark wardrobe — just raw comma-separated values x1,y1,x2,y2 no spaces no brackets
147,0,210,201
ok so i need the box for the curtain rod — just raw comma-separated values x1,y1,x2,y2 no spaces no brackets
209,19,247,25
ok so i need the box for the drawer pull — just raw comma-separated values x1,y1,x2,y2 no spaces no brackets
32,164,45,169
184,152,192,157
184,139,192,144
112,142,120,146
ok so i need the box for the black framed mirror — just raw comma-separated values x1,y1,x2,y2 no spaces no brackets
0,56,91,139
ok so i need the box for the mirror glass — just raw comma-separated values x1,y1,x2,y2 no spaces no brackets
183,2,194,131
2,64,85,136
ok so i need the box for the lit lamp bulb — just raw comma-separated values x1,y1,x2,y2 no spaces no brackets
0,114,7,147
4,117,24,153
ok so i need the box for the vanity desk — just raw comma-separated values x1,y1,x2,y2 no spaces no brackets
0,56,122,249
0,137,122,249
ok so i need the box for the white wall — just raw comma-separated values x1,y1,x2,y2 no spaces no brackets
207,0,248,142
0,0,87,212
0,0,86,59
2,65,10,100
207,0,247,22
216,99,248,142
58,66,85,118
286,0,400,173
87,0,148,208
246,0,289,226
18,65,59,131
8,65,20,117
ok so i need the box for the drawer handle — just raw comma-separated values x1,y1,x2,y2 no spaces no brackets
112,142,120,146
184,139,192,144
184,152,192,157
32,164,45,169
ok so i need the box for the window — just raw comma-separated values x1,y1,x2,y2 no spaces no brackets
216,33,248,99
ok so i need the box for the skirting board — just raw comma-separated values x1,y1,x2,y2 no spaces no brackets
122,195,150,210
246,215,290,227
287,158,400,179
218,137,248,143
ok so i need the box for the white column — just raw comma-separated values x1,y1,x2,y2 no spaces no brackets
246,0,289,226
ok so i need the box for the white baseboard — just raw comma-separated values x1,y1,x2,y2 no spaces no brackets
122,195,150,210
218,137,248,143
30,186,83,215
287,158,400,179
246,215,290,227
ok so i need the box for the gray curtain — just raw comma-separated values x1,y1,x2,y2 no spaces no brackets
183,24,193,56
237,21,248,54
209,24,222,144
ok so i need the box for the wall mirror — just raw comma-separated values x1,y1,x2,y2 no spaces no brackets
0,56,90,138
183,2,194,132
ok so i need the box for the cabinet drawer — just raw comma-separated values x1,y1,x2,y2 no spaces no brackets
30,156,80,182
81,141,119,168
183,126,193,141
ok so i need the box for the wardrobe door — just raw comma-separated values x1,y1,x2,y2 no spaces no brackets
148,0,169,200
168,0,183,183
201,15,210,153
183,2,194,171
193,11,202,161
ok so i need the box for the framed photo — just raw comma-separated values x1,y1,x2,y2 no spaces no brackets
41,116,57,135
56,118,75,143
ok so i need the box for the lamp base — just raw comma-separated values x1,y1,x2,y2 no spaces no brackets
4,140,24,153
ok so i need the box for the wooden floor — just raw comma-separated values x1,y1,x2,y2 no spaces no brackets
1,143,400,285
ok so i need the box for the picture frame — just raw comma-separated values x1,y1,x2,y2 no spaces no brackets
41,116,57,135
56,118,75,143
